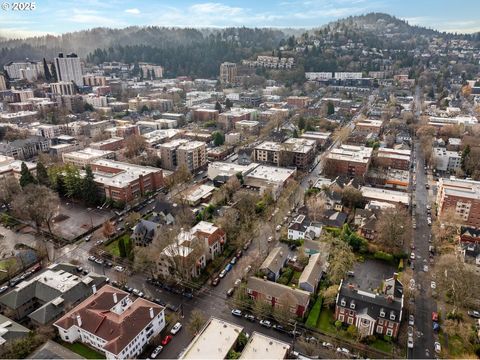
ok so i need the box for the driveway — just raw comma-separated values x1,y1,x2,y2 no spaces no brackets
352,259,396,291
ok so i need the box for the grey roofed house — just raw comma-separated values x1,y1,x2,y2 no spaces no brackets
298,251,330,293
153,198,179,225
320,209,348,228
259,247,288,281
0,263,107,325
0,314,30,346
28,340,84,359
132,219,158,246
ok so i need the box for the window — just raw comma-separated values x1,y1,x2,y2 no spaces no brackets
376,326,383,334
390,312,396,321
347,317,353,324
380,309,385,317
350,301,355,309
378,319,384,325
340,298,346,306
386,328,393,337
339,314,345,322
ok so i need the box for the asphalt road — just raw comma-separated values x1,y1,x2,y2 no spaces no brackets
409,142,437,359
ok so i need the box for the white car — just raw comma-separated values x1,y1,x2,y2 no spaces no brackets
234,279,242,287
151,345,163,358
408,314,414,326
114,266,125,272
410,252,416,260
170,322,182,335
407,336,414,349
244,265,252,274
259,320,272,328
431,281,436,289
231,309,242,317
276,225,282,231
423,265,429,272
434,341,441,353
267,236,273,242
219,269,227,278
336,347,350,355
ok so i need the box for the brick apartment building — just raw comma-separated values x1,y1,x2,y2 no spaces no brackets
375,148,411,170
192,108,219,122
325,145,373,178
285,96,312,108
90,160,164,203
253,139,315,170
437,178,480,228
335,273,403,338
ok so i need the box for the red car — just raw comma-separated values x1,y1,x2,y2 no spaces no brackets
161,335,173,346
432,312,439,321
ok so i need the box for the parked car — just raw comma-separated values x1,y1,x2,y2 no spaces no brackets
434,341,441,353
0,286,8,294
407,326,414,337
161,335,173,346
151,345,163,358
243,240,251,250
410,252,416,260
211,277,220,286
231,309,242,317
276,225,282,231
259,320,272,328
322,342,333,349
170,322,182,335
219,270,227,278
224,263,233,272
226,288,235,297
236,250,243,258
468,310,480,318
407,336,414,349
244,314,255,322
432,312,439,321
230,257,237,265
272,324,285,332
347,271,355,277
244,265,252,274
336,348,350,355
431,281,436,289
114,265,125,272
88,255,96,261
234,279,242,287
267,236,273,242
84,235,92,242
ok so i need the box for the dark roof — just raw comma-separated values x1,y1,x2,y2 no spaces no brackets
460,226,480,239
28,340,84,359
337,280,402,322
321,210,347,228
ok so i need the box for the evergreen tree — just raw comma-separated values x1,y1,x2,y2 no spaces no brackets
461,145,471,173
327,101,335,115
82,166,98,206
118,237,126,258
298,117,306,130
50,63,58,82
292,129,299,138
19,162,37,188
214,101,222,113
42,58,52,82
213,131,225,146
225,98,233,109
36,162,50,186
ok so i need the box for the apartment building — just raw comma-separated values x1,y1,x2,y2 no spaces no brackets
0,110,38,124
376,148,411,170
218,108,257,131
285,96,312,108
0,155,36,179
219,62,237,84
54,285,165,360
355,119,384,135
82,74,107,87
159,139,206,172
62,148,115,168
335,274,403,338
436,178,480,227
89,137,125,151
325,145,373,178
433,148,462,173
89,159,164,203
54,53,83,85
4,61,43,81
0,136,49,159
51,82,76,96
253,141,281,166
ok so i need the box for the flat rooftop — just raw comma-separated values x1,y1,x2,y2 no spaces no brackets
240,332,290,359
16,269,83,293
90,137,124,146
438,177,480,200
255,141,282,152
361,186,410,205
246,165,295,183
90,159,160,188
178,140,205,151
327,145,373,163
63,147,113,160
180,317,243,359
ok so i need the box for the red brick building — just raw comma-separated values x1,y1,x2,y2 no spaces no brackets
325,145,373,178
90,159,163,203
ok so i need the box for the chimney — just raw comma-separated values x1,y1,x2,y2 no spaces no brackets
113,293,118,304
92,284,97,294
149,307,154,319
348,283,355,291
386,295,393,304
76,315,82,327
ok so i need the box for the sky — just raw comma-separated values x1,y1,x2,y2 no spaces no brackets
1,0,480,39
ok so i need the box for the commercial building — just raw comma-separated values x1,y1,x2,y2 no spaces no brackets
62,148,115,168
54,285,165,360
360,186,410,207
428,115,478,128
436,178,480,227
0,263,107,325
325,145,373,178
181,184,216,206
244,165,296,199
246,276,311,318
54,53,83,85
219,62,237,85
433,147,461,173
207,161,259,183
89,159,164,203
335,274,403,338
240,332,291,359
180,317,243,359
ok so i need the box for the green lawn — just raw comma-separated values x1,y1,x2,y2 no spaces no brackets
105,234,131,257
305,297,323,328
0,258,18,271
441,334,472,357
290,271,302,285
61,342,105,359
370,338,393,353
317,307,337,333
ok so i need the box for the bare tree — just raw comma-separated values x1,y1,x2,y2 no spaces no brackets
0,177,21,208
124,134,147,158
324,233,355,284
322,284,340,308
11,184,60,235
306,195,326,222
374,205,411,253
273,292,297,327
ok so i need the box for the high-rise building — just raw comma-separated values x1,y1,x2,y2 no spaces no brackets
51,81,76,95
219,62,237,84
3,61,44,81
54,53,83,85
0,73,6,90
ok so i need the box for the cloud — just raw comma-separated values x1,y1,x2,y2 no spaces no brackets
69,8,123,26
0,28,57,39
125,8,140,15
189,2,244,16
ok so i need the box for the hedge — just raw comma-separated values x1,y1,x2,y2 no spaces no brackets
305,297,323,328
373,251,394,263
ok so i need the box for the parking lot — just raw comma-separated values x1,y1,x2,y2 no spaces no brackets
352,259,397,291
51,202,114,241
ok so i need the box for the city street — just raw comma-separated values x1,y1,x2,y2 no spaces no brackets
409,142,437,359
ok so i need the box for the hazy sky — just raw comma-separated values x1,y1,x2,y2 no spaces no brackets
1,0,479,38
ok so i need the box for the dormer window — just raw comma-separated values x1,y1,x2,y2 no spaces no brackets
340,298,346,307
390,311,396,320
350,301,356,309
380,309,385,317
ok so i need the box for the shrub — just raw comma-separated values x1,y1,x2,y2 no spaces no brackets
374,251,394,263
398,259,404,271
277,267,294,285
